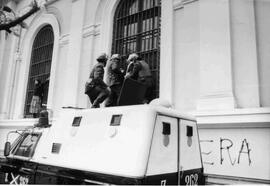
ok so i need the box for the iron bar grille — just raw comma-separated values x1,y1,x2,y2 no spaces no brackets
24,25,54,117
112,0,161,98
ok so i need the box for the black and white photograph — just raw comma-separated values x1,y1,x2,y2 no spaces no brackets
0,0,269,185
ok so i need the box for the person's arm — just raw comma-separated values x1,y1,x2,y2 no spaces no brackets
111,61,123,74
125,62,133,79
93,66,104,79
87,65,96,83
89,67,95,79
127,62,142,79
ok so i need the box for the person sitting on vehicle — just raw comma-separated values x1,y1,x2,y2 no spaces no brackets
85,53,110,108
105,54,124,107
125,53,153,103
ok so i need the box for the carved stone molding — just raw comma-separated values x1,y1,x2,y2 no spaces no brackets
173,0,183,10
173,0,199,10
59,33,69,47
83,24,101,38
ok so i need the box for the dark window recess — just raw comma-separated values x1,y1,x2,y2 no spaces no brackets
24,25,54,117
162,122,171,135
110,114,122,126
13,133,42,158
186,126,193,137
72,116,82,127
112,0,161,98
51,143,61,154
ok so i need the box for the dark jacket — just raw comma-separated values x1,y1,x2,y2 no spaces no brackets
33,84,44,102
89,62,107,89
90,63,105,80
106,59,124,87
126,60,152,82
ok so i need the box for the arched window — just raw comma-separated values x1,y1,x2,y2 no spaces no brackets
112,0,161,98
24,25,54,117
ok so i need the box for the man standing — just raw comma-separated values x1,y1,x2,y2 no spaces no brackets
125,53,153,103
105,54,124,107
85,53,110,108
29,79,43,118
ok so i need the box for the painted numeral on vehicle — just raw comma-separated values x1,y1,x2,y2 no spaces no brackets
5,173,29,185
184,173,198,185
161,179,166,186
19,175,29,185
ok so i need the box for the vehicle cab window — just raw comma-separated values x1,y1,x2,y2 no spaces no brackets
12,133,41,158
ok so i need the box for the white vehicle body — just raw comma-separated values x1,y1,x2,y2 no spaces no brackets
0,105,205,185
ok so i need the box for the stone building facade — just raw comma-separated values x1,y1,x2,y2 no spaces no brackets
0,0,269,184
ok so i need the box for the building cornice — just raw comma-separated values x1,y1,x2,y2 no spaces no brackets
59,24,101,47
83,24,101,38
193,107,270,129
173,0,199,10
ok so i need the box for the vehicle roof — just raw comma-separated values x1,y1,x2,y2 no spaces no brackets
61,104,196,120
13,105,196,178
147,104,196,121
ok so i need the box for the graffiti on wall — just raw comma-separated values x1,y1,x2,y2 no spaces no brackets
200,138,252,166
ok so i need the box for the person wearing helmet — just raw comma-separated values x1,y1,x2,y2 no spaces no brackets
125,53,140,80
105,54,124,107
85,53,110,108
125,53,153,103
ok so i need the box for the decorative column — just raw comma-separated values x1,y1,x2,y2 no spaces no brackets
0,34,17,119
230,0,260,108
62,0,86,107
197,0,235,110
160,0,174,105
76,24,99,108
0,31,8,119
0,32,6,74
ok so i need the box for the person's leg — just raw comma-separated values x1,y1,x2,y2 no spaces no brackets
105,85,122,107
143,78,154,103
87,87,99,104
88,93,95,104
104,85,114,107
105,91,114,107
115,85,122,99
92,88,110,108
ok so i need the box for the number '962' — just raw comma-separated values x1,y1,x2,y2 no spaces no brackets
184,173,198,185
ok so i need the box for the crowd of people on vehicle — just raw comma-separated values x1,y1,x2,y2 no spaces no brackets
30,52,153,117
85,53,153,108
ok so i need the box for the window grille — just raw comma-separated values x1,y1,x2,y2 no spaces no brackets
24,25,54,117
112,0,161,98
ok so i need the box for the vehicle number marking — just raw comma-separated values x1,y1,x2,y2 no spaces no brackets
161,179,166,186
5,173,29,185
184,173,198,185
19,175,29,185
